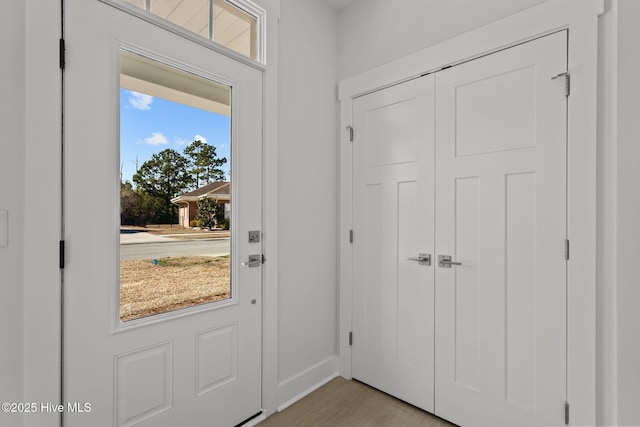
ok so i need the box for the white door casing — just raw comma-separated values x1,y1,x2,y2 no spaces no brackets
434,31,568,427
352,75,436,412
64,1,263,426
351,31,568,426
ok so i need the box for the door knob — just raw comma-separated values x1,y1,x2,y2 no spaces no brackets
438,255,462,268
403,253,431,266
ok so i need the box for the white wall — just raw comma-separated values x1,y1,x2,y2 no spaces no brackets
0,1,25,426
614,0,640,424
277,0,339,407
337,0,549,80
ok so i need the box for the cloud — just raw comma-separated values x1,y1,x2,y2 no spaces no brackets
175,138,188,146
194,134,208,145
218,144,225,149
129,91,153,110
144,132,168,146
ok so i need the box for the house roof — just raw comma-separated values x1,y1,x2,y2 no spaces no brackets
171,181,230,204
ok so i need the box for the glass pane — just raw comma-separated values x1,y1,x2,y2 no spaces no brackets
213,0,257,60
119,50,232,322
151,0,211,40
121,0,258,61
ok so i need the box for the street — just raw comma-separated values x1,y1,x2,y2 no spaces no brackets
120,238,230,260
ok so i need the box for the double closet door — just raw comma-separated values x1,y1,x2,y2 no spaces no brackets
352,31,569,427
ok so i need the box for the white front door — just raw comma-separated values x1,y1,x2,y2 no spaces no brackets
352,75,436,412
352,31,568,426
434,30,568,427
64,1,263,426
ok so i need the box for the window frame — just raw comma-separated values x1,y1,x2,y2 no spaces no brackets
97,0,267,68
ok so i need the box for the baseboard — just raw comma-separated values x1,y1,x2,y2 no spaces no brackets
276,356,338,411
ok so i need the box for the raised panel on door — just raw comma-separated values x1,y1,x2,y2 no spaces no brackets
352,75,436,412
434,31,568,427
64,1,262,426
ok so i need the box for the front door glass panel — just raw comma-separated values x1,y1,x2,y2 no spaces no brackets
119,49,232,322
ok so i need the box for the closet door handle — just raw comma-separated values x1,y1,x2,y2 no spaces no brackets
403,253,431,266
438,255,462,268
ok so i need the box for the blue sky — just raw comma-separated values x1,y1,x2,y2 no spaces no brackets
120,89,231,184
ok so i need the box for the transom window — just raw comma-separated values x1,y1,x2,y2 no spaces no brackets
122,0,262,62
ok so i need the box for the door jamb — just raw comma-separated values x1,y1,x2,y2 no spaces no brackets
338,1,603,425
24,1,63,426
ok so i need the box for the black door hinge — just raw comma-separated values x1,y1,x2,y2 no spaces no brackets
59,240,65,269
564,401,569,425
60,39,65,70
349,331,353,346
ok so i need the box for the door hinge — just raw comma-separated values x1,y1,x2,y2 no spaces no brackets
59,38,65,70
59,240,65,269
564,401,569,425
346,125,354,142
349,229,353,243
552,72,570,96
261,254,266,264
349,331,353,346
565,239,570,260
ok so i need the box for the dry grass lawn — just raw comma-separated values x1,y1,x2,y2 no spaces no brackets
120,256,230,321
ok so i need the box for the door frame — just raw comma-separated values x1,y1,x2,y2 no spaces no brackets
23,0,281,425
338,1,603,425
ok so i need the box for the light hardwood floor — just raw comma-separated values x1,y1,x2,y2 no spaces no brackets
257,378,456,427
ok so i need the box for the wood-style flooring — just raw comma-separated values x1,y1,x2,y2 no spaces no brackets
256,377,456,427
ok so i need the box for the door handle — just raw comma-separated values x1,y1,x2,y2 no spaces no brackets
403,253,431,266
438,255,462,268
242,254,262,268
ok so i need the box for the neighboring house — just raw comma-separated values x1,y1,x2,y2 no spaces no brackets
171,181,230,228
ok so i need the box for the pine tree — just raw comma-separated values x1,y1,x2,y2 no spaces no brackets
184,140,227,187
133,149,193,223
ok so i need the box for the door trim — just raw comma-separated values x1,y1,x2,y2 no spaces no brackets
338,1,603,425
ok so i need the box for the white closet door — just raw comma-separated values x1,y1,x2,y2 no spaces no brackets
434,31,568,427
352,74,436,412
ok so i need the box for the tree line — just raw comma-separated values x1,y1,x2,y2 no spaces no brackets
121,140,226,225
